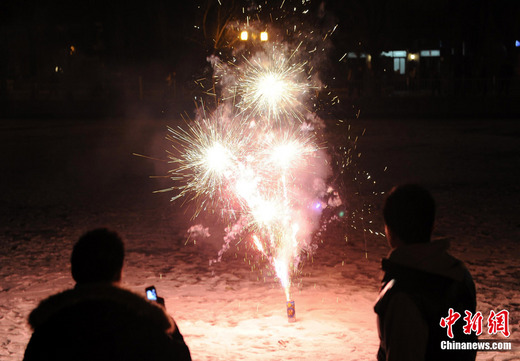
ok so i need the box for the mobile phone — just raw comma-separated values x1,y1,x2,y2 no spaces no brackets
145,286,158,301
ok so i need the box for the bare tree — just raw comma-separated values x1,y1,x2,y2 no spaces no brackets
201,0,241,51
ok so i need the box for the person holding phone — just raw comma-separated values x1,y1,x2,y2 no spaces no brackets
24,228,192,361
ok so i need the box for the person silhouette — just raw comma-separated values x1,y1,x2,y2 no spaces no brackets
24,228,191,361
375,185,477,361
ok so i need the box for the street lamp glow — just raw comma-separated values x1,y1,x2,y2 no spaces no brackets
260,32,268,41
241,31,249,41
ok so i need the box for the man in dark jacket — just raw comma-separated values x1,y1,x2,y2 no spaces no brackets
24,228,191,361
374,184,477,361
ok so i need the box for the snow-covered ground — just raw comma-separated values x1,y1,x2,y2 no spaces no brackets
0,115,518,360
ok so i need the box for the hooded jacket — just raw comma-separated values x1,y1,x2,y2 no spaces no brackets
374,240,477,361
24,283,191,361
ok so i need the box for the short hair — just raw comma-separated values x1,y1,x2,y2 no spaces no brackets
383,184,436,244
71,228,125,284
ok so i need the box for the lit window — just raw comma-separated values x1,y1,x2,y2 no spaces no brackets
381,51,407,58
394,58,405,74
420,50,441,57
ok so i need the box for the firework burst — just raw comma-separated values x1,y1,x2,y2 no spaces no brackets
158,110,250,218
235,50,313,125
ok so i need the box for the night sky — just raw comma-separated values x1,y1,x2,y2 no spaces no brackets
1,0,519,120
2,0,519,77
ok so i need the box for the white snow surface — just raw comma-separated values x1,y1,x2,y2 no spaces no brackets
0,116,518,360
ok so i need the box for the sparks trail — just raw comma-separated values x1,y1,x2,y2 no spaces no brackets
150,1,376,305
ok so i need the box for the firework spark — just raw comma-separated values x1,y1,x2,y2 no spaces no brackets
158,111,249,217
235,51,312,124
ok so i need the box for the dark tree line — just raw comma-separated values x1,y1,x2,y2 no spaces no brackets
1,0,518,97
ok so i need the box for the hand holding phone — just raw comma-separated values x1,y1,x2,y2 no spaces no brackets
146,286,158,301
145,285,165,307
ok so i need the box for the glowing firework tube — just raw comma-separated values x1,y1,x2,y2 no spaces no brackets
286,300,296,323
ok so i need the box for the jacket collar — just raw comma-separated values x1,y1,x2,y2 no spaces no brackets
382,239,467,281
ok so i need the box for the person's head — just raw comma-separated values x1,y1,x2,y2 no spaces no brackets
383,184,436,248
71,228,125,285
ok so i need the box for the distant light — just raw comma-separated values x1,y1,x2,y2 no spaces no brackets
240,31,248,41
69,45,75,55
516,40,520,47
381,50,407,58
408,53,418,61
55,66,59,73
260,31,268,41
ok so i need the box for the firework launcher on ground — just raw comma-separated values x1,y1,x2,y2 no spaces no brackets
286,300,296,323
